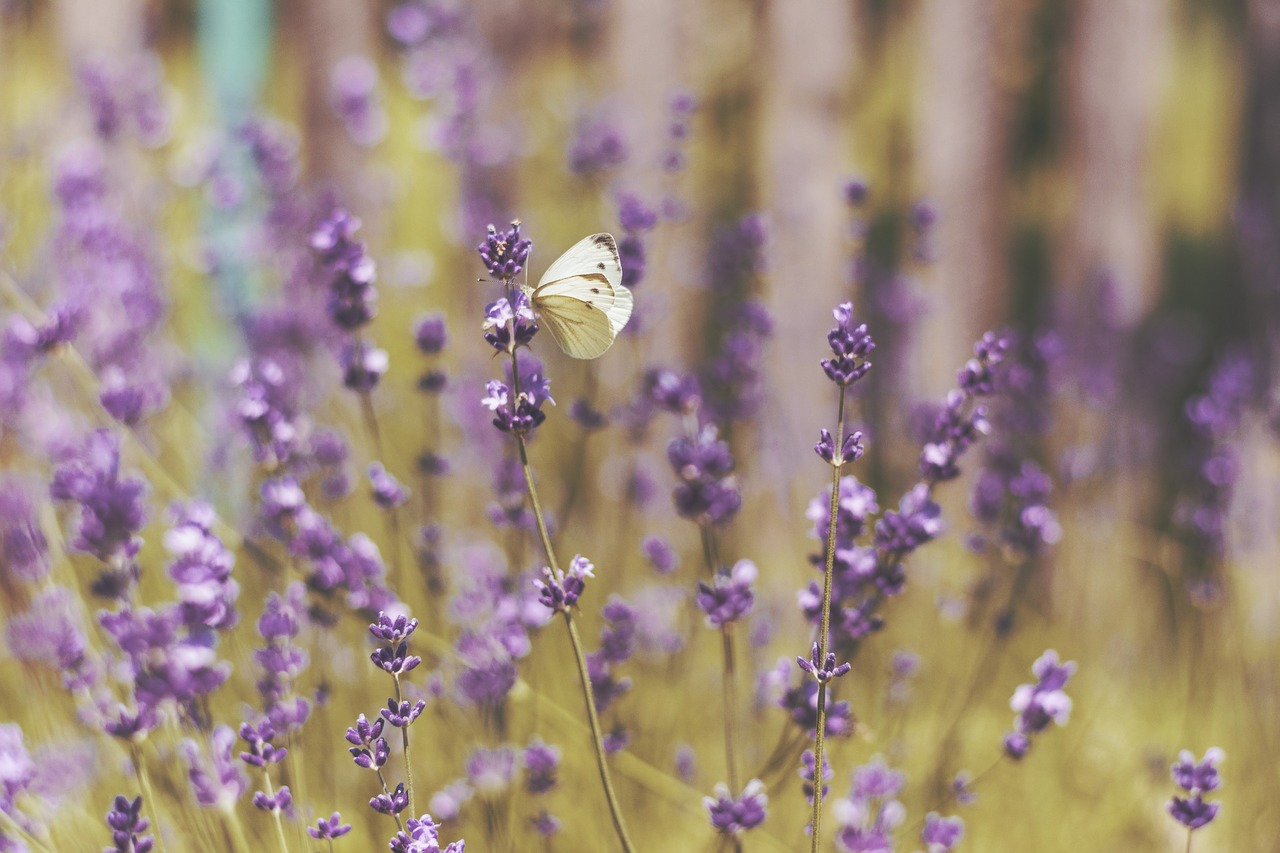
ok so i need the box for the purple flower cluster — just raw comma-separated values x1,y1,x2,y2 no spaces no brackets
231,357,305,467
368,462,410,509
389,813,466,853
703,779,767,835
482,350,554,436
482,292,539,354
252,585,312,735
311,207,378,332
616,192,658,289
832,758,905,851
181,725,246,808
968,448,1061,560
667,424,741,526
1175,353,1252,575
821,302,875,387
1168,748,1223,831
0,481,50,583
567,111,627,178
257,477,396,613
478,221,532,282
50,430,148,568
534,555,595,614
104,794,154,853
164,501,239,636
694,559,757,627
1002,649,1076,759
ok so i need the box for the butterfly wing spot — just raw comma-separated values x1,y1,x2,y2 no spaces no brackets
590,287,600,294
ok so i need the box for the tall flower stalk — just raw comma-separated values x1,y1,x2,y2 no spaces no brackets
806,302,873,848
478,222,637,853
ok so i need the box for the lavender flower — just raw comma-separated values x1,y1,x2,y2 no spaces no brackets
821,302,874,387
415,314,448,354
1003,650,1076,759
50,430,148,565
389,813,466,853
534,555,595,613
667,424,741,526
567,113,627,177
477,221,532,282
1168,748,1223,831
180,725,246,808
340,340,389,392
309,812,353,840
694,559,757,626
104,794,154,853
368,463,410,509
832,758,905,851
922,812,965,851
311,207,378,332
796,642,851,684
703,779,767,835
465,746,517,796
522,738,561,794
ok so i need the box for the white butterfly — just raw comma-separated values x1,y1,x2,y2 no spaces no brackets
522,233,632,359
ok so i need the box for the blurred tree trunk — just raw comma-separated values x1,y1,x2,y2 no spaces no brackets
1232,0,1280,594
53,0,143,63
758,0,855,504
608,0,695,366
1061,0,1168,326
915,0,1017,396
289,0,376,207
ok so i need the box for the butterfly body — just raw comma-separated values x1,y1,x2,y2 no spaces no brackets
524,233,632,359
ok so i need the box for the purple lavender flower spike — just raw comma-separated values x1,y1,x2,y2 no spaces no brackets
389,813,466,853
105,794,154,853
329,55,388,146
833,758,906,850
1168,748,1223,831
796,642,851,683
694,559,757,627
644,368,702,414
534,555,595,614
239,720,287,767
309,812,353,840
465,746,517,796
414,313,448,354
568,113,627,177
181,725,246,808
49,429,148,565
340,340,388,392
922,812,965,851
1002,649,1076,760
312,207,379,332
381,698,426,728
252,785,293,815
667,424,741,527
799,749,832,805
821,302,875,387
815,428,865,466
368,463,410,509
703,779,767,835
370,611,419,644
523,738,561,794
482,292,539,354
477,221,532,282
371,782,410,815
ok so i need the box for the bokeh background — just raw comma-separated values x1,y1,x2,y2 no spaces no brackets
0,0,1277,850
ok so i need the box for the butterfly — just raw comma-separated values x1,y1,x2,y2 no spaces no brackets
522,233,632,359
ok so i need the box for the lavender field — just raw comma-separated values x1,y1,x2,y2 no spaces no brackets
0,1,1274,851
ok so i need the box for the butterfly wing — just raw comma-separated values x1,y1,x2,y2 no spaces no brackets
538,233,622,291
536,292,618,359
533,233,632,358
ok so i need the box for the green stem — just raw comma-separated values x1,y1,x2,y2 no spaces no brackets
260,771,290,853
505,324,637,853
395,674,417,818
811,384,847,851
564,610,638,853
1186,828,1193,853
131,745,169,853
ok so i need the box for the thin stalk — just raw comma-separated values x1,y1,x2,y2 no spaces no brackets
563,608,638,853
506,333,637,853
698,524,741,802
260,771,291,853
811,384,847,851
394,673,417,817
1185,828,1193,853
130,745,168,853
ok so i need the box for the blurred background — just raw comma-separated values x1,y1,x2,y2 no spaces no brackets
0,0,1277,850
